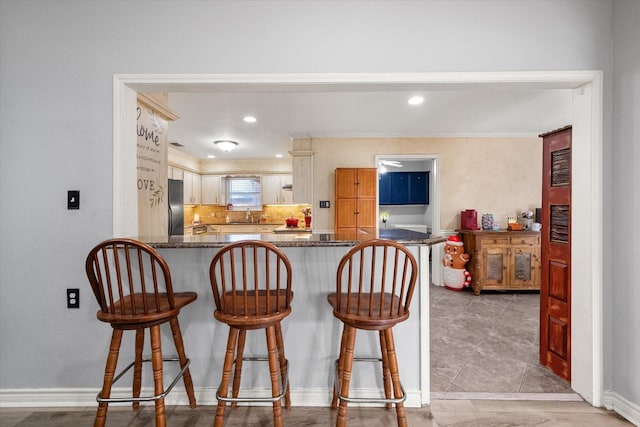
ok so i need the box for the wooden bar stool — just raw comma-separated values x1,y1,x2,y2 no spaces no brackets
85,238,197,427
327,239,418,427
209,240,293,427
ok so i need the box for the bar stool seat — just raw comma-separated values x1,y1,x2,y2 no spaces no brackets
209,240,293,427
328,239,418,427
85,238,197,427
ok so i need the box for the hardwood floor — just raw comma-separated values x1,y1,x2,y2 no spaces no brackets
1,400,631,426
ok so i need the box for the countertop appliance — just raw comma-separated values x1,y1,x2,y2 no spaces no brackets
168,179,184,236
460,209,480,230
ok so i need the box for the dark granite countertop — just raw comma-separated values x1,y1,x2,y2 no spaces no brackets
140,229,446,249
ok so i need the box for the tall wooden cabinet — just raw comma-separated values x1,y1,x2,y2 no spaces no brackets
459,230,541,295
334,168,377,236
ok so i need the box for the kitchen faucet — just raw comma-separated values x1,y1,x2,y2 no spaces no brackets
246,208,251,223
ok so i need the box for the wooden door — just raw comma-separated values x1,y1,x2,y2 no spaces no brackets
510,245,539,289
355,168,377,199
540,126,572,381
356,197,377,233
481,244,508,289
336,168,357,198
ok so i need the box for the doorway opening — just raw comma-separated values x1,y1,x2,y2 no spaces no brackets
113,71,603,406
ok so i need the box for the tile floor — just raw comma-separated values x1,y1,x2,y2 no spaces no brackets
1,400,632,426
429,284,573,394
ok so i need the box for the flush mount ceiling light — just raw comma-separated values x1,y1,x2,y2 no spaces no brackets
243,115,257,123
408,95,424,105
214,140,238,152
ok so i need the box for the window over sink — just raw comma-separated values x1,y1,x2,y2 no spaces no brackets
226,177,262,209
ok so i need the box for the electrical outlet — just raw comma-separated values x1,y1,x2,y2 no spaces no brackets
67,288,79,309
319,200,330,208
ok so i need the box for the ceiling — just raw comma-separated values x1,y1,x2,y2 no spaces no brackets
165,85,573,160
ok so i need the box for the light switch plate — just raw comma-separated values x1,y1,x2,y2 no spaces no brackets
68,190,80,210
319,201,330,208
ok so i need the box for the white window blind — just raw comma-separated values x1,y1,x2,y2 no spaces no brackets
227,177,262,208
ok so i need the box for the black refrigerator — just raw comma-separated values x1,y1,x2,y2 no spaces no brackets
168,179,184,235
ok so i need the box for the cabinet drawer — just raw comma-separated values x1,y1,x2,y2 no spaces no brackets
510,236,538,246
221,225,258,233
483,237,509,245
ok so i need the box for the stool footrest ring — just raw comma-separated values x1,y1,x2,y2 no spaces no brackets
216,356,289,404
96,357,190,403
334,357,407,404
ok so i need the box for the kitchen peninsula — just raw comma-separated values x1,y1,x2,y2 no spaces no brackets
139,229,445,407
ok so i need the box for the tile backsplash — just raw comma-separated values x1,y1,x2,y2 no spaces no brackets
186,204,312,226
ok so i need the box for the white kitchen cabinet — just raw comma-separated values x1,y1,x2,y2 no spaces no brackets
219,224,278,234
255,224,280,233
168,166,183,180
262,174,293,205
183,170,201,205
201,175,225,205
207,225,222,233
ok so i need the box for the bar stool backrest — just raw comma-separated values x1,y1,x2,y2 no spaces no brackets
209,240,293,320
335,239,418,326
85,238,176,320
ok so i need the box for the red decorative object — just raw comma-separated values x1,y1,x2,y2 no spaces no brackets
285,217,299,227
304,216,312,228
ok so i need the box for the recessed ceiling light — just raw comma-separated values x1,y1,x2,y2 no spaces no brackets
275,154,283,158
408,96,424,105
243,116,257,123
207,154,215,159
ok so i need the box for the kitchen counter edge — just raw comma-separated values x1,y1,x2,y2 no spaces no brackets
140,230,446,249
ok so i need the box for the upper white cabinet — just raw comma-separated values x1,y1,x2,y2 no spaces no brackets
183,170,201,205
168,166,184,180
201,175,225,205
262,174,293,204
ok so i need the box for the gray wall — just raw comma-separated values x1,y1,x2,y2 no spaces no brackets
608,0,640,406
0,0,637,408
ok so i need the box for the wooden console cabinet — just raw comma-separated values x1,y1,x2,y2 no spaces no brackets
459,230,541,295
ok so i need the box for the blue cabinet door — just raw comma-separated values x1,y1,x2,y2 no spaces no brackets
378,173,392,205
378,171,429,205
390,173,409,204
408,172,429,204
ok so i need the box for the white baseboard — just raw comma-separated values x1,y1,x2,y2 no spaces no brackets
0,387,422,409
603,390,640,426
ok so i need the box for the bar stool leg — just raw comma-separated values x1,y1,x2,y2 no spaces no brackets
215,327,239,427
336,325,356,427
169,317,197,408
231,329,246,408
132,329,144,411
379,330,392,410
331,326,348,409
95,329,123,427
275,322,291,409
150,325,167,427
266,325,284,427
383,328,407,427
